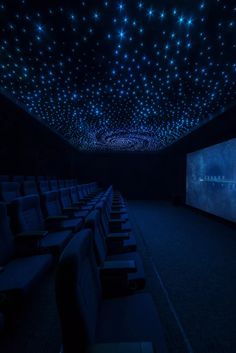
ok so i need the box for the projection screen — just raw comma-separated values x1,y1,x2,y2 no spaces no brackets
186,138,236,222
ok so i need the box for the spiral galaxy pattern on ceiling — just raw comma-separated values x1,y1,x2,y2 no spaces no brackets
0,0,235,151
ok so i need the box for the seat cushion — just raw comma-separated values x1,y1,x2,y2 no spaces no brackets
70,210,89,219
40,230,73,254
110,213,129,221
96,293,167,353
109,221,132,232
107,252,145,289
0,254,52,296
106,232,137,254
47,218,83,232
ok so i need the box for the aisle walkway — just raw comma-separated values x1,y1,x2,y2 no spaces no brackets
130,201,236,353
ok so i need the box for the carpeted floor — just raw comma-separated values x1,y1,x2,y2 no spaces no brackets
129,201,236,353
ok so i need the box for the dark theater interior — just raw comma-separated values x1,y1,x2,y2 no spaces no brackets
0,1,236,353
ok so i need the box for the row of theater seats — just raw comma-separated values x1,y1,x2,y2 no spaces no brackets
0,178,167,353
0,175,89,200
0,180,100,330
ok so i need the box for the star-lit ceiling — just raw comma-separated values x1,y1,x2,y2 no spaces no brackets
0,0,236,152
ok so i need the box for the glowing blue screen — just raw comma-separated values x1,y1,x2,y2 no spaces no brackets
186,138,236,222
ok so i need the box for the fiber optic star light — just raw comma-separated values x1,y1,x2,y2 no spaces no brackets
0,0,235,152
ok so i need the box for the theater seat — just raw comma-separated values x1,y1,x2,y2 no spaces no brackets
85,210,146,295
0,176,9,182
10,195,74,255
59,188,89,219
69,186,93,211
41,191,83,232
12,176,24,184
38,180,50,194
25,176,36,181
55,230,167,353
0,182,21,203
49,179,58,190
58,180,65,188
0,202,52,299
22,181,38,196
0,253,52,297
96,202,137,254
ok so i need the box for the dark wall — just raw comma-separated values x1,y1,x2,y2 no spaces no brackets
0,94,79,178
0,93,236,199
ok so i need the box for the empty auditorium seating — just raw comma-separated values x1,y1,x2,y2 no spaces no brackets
55,229,167,353
38,180,50,194
59,188,89,219
25,176,36,181
58,179,65,188
37,176,46,181
0,176,9,182
85,210,145,295
49,179,58,190
0,202,52,300
0,177,167,352
69,186,94,211
22,181,38,196
10,195,74,255
12,175,24,183
95,202,137,254
41,191,83,232
0,182,20,204
77,184,100,203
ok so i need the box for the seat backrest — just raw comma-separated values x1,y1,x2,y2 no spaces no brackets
50,179,58,190
0,175,9,182
11,195,45,233
85,210,107,265
38,181,50,193
25,176,36,181
96,201,110,236
41,191,62,217
77,185,86,199
64,180,70,187
0,182,21,203
12,176,24,183
76,185,84,200
55,229,101,353
58,180,65,188
37,176,46,181
0,203,15,265
23,181,38,196
60,188,72,209
70,187,79,204
71,179,77,186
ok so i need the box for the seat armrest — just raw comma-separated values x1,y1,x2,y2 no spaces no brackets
74,200,89,205
16,231,48,240
111,210,127,215
101,260,136,274
106,233,130,240
63,207,80,211
46,215,68,221
72,202,87,208
109,219,126,224
89,342,154,353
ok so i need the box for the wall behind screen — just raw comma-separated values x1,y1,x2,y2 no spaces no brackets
0,93,236,200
